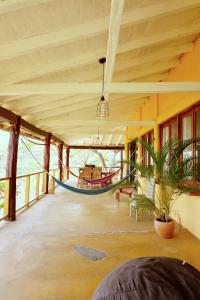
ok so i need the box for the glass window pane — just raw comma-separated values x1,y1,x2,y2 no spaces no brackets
182,115,193,180
171,122,177,141
162,126,169,146
182,116,192,140
182,115,192,158
195,110,200,181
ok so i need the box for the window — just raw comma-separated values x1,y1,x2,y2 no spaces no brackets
160,117,178,146
160,101,200,184
142,130,154,166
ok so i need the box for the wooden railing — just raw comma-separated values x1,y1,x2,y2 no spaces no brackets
16,170,46,212
0,168,62,220
0,176,10,221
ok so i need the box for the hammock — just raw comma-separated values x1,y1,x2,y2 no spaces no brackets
52,172,132,195
20,137,134,195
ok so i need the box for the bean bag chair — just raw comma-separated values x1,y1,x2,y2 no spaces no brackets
92,256,200,300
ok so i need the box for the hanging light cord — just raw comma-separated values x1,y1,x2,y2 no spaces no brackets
101,61,105,98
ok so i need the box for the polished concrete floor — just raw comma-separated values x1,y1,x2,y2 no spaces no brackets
0,186,200,300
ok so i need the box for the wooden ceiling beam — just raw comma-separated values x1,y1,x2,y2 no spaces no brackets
0,0,53,15
60,131,125,136
35,119,155,128
115,43,193,72
26,102,145,124
0,42,192,85
1,81,200,96
0,0,198,61
119,23,200,55
69,145,124,150
113,58,179,82
23,95,147,120
104,0,124,86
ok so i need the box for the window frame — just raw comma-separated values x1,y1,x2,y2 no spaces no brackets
142,130,154,167
160,101,200,186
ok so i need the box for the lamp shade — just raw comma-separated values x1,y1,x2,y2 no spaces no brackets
97,96,109,118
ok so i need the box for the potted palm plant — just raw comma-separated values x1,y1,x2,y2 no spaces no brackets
127,138,200,238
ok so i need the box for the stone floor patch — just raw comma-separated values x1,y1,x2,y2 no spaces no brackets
73,246,107,261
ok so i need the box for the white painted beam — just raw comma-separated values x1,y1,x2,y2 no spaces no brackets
35,119,155,128
104,0,124,85
1,82,200,96
0,43,192,85
0,0,199,61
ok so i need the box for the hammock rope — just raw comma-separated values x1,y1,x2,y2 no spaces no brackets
20,138,136,195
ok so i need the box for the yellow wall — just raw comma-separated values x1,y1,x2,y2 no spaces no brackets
127,36,200,238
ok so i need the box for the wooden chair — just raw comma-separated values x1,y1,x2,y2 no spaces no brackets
130,178,155,221
78,167,92,187
92,167,102,188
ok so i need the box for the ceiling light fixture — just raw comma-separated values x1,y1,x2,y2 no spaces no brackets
97,57,109,118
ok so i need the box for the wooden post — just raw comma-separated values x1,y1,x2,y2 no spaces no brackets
120,149,123,180
44,133,51,194
58,142,63,181
66,146,70,179
6,116,21,221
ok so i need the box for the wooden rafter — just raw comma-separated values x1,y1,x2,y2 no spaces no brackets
0,42,192,86
1,82,200,96
0,0,53,15
0,0,199,62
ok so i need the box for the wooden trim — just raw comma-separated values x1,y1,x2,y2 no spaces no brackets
141,130,154,166
6,116,21,221
120,150,123,180
16,170,45,179
69,145,124,150
0,105,62,143
44,133,51,194
159,100,200,185
20,119,48,137
0,176,11,181
51,135,62,144
0,106,17,122
58,142,63,181
66,147,70,179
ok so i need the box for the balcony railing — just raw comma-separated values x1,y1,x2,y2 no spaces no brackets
0,167,62,220
0,176,10,221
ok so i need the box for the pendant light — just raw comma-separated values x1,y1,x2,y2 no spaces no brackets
97,57,109,118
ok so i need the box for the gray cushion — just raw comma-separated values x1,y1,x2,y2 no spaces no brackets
92,256,200,300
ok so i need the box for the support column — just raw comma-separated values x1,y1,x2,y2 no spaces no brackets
120,149,123,179
154,124,160,153
44,133,51,194
6,116,21,221
66,146,70,179
58,142,63,181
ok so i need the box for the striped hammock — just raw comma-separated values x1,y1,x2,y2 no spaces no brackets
52,172,132,195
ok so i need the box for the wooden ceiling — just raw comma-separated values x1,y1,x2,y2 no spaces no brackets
0,0,200,146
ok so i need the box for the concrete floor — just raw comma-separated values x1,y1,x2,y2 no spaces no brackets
0,186,200,300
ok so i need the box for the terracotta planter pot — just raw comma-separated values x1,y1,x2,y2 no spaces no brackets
154,218,175,239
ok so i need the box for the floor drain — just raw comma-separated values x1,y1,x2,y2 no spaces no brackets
73,246,107,261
